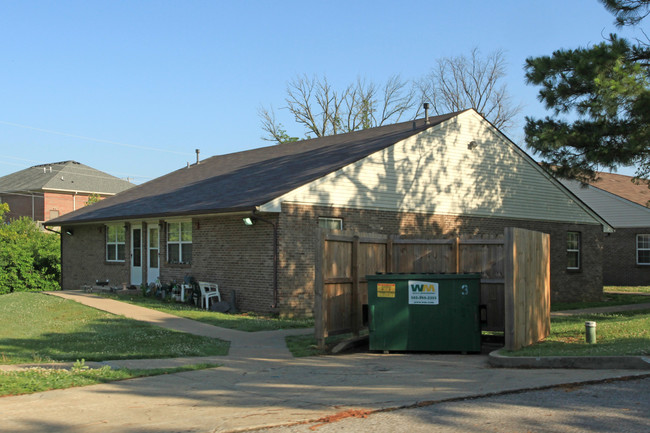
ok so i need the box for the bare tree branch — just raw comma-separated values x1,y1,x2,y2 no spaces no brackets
417,48,522,130
258,105,298,144
260,74,419,143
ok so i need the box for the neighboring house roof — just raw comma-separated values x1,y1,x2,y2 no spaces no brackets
45,110,612,232
560,174,650,229
46,112,463,225
0,161,134,195
588,172,650,208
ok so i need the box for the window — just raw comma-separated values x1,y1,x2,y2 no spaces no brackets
637,234,650,265
567,231,581,270
149,226,159,268
106,225,125,262
167,221,192,264
318,217,343,230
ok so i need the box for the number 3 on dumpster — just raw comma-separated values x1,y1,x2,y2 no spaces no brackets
461,284,468,296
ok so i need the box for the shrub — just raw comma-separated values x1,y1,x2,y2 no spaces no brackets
0,204,60,294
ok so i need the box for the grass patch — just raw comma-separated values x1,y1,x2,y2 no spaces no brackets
503,309,650,357
552,292,650,311
286,331,368,357
0,292,229,364
101,293,314,332
604,285,650,294
0,361,219,396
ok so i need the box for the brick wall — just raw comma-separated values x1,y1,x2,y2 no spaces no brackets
277,204,604,316
60,207,604,317
174,215,276,312
61,224,129,289
60,216,276,313
44,193,93,221
0,192,95,222
602,228,650,286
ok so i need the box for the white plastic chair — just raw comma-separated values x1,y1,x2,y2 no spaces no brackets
198,281,221,310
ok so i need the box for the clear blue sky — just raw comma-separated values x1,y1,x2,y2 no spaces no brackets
0,1,645,184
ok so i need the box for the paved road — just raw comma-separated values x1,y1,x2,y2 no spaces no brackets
249,376,650,433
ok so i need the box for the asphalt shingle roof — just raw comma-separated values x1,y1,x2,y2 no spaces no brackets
589,172,650,208
46,112,464,225
0,161,134,195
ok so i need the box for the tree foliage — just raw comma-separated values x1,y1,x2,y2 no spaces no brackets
602,0,650,26
417,48,523,131
86,193,102,205
525,0,650,182
0,204,61,294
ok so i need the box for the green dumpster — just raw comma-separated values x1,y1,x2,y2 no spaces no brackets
367,273,481,352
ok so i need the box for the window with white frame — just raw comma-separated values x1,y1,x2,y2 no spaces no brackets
636,234,650,265
567,231,581,270
318,217,343,230
167,221,192,264
106,225,125,261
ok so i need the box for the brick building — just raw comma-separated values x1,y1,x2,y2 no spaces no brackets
46,110,612,316
0,161,134,223
560,172,650,286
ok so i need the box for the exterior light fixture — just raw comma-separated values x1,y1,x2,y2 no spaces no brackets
65,229,74,236
243,217,256,226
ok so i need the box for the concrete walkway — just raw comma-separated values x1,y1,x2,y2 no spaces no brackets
1,291,649,433
47,290,311,362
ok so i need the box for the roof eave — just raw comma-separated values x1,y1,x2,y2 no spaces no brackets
43,205,261,227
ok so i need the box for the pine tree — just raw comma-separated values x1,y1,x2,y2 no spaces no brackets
525,0,650,182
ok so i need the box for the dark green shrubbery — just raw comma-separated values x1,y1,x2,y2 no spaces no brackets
0,203,61,294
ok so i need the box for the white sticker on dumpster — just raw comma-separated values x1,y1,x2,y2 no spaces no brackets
408,281,439,305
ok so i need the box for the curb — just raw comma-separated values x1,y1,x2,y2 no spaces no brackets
489,349,650,370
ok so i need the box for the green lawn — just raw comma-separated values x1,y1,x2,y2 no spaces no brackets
101,293,314,332
604,285,650,294
0,292,229,364
503,309,650,357
0,362,219,397
552,292,650,311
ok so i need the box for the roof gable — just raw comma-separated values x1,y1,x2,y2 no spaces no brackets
262,110,612,230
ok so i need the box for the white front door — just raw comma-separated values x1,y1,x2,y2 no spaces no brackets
131,225,143,286
147,225,160,285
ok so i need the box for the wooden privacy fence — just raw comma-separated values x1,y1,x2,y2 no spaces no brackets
505,227,551,350
314,227,550,350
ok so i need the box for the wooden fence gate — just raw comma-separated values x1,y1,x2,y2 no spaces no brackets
314,227,550,350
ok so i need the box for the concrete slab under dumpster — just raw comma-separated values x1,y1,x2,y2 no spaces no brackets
367,273,481,353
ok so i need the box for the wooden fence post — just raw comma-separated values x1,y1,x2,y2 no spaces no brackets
352,235,360,336
504,227,516,350
314,228,326,349
386,236,394,273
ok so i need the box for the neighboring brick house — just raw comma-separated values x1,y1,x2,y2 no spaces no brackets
46,110,612,316
560,172,650,286
0,161,134,223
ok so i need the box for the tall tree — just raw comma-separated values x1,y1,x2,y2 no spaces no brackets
259,74,418,144
525,0,650,182
417,48,523,131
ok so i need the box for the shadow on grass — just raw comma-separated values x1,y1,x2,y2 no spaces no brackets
0,317,229,364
